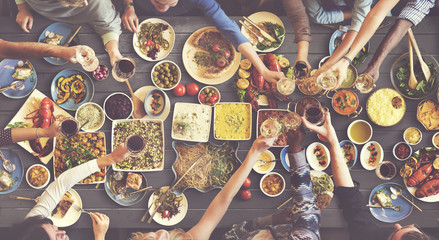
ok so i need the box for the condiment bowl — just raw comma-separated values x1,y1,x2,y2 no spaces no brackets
360,141,383,170
403,127,422,145
198,86,221,106
75,102,105,132
260,172,285,197
393,142,412,161
144,89,167,117
432,132,439,149
26,164,50,189
253,150,275,174
306,142,331,171
347,119,373,145
103,92,133,121
92,64,109,81
151,60,181,90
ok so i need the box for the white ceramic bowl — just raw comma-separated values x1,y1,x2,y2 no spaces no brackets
151,60,181,90
103,92,133,121
432,132,439,148
360,141,384,170
260,172,285,197
306,142,331,171
26,164,50,189
198,86,221,106
253,150,276,174
403,127,422,145
75,102,105,132
347,119,373,145
393,142,412,161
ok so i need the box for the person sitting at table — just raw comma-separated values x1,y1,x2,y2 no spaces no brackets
360,0,436,85
302,111,433,240
304,0,373,76
14,0,124,66
10,144,131,240
0,39,78,63
128,130,320,240
120,0,285,83
0,122,60,147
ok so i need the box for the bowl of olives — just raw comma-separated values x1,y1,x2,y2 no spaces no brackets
151,60,181,90
198,86,221,106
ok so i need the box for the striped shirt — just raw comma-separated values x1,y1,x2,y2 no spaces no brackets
399,0,437,26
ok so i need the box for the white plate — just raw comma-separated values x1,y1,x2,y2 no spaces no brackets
148,186,188,226
306,142,331,171
134,86,171,121
360,141,384,170
171,102,211,142
133,18,175,61
240,11,285,53
48,189,82,227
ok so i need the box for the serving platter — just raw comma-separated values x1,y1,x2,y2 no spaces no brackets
38,22,78,65
133,18,175,61
214,102,252,141
134,85,171,121
104,168,148,206
48,189,82,227
171,102,211,142
148,186,188,226
0,59,37,99
0,149,23,194
182,26,241,85
50,69,94,111
368,182,413,223
6,89,72,164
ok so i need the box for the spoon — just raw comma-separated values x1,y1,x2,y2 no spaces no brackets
10,195,40,203
389,186,422,212
0,81,25,93
0,150,16,173
125,80,147,119
408,38,418,90
407,28,431,82
256,159,279,166
366,204,401,211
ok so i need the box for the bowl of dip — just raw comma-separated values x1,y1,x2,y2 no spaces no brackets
75,102,105,132
393,142,412,161
403,127,422,145
253,150,276,174
26,164,50,189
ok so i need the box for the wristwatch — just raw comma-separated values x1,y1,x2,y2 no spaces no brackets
124,1,134,10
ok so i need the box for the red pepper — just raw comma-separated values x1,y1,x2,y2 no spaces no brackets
146,39,153,46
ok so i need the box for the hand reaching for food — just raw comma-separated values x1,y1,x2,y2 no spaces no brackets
121,6,139,33
90,212,109,240
262,69,284,84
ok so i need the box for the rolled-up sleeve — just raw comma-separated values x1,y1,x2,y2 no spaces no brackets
304,0,344,25
192,0,248,49
282,0,312,43
89,0,122,45
398,0,436,26
349,0,372,32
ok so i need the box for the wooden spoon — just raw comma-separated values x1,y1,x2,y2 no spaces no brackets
408,38,418,90
407,28,431,82
125,80,146,119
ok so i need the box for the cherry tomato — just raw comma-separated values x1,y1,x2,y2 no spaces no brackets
199,93,206,102
216,58,227,67
242,177,251,189
186,83,199,96
173,84,186,97
212,44,221,53
221,49,231,59
210,94,219,104
240,189,251,200
146,39,153,46
162,210,170,218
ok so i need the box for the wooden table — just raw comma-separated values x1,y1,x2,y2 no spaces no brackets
1,15,439,233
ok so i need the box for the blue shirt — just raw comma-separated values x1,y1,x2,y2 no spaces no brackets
133,0,249,48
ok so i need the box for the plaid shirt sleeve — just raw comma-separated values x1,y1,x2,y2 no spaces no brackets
398,0,436,26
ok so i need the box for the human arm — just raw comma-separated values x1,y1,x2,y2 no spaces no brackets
90,212,110,240
121,0,139,33
10,121,61,144
25,144,130,218
187,136,275,239
0,39,78,63
15,3,33,33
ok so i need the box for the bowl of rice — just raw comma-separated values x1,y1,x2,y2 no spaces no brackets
366,88,406,127
75,102,105,132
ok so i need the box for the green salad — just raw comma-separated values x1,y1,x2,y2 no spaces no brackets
396,59,438,98
256,22,285,51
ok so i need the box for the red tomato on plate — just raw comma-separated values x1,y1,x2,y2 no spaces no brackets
173,84,186,97
216,58,227,67
186,83,199,96
221,49,231,59
212,44,221,53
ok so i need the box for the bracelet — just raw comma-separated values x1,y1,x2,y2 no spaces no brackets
124,1,134,10
342,56,353,65
36,128,40,139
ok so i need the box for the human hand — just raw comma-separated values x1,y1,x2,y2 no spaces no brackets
262,69,284,84
286,126,306,153
251,135,276,154
293,59,311,78
64,46,79,63
109,144,130,164
272,207,292,224
301,111,337,143
105,41,123,66
40,121,61,138
90,212,109,240
325,59,350,90
121,6,139,33
16,4,33,33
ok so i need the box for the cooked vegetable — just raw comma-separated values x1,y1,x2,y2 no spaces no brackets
312,174,333,196
136,22,170,60
396,59,437,98
255,22,285,51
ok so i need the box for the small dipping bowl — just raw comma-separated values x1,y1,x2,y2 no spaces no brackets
103,92,133,121
393,142,412,161
260,172,285,197
347,119,373,145
151,60,181,90
92,64,109,81
198,86,221,106
432,132,439,149
26,164,50,189
403,127,422,145
144,89,166,117
75,102,105,132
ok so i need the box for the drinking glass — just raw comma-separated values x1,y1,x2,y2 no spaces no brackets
125,134,145,156
375,161,397,180
76,45,99,72
316,72,337,90
293,61,310,82
355,73,374,93
60,117,79,138
276,77,296,95
304,102,327,125
281,112,302,131
112,57,136,82
260,119,281,138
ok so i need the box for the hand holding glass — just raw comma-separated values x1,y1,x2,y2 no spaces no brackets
76,45,99,72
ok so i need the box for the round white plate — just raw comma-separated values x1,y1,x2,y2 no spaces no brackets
48,189,82,227
360,141,384,170
148,187,188,226
133,18,175,61
306,142,331,171
134,86,171,121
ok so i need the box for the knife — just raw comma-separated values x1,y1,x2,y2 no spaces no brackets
242,16,277,42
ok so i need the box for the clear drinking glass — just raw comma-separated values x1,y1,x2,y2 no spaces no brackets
277,77,296,95
281,112,302,131
375,161,397,180
316,72,337,90
112,58,136,82
60,117,79,138
355,73,374,93
76,45,99,72
260,119,281,138
125,134,146,156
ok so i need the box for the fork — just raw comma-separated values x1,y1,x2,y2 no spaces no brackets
72,204,91,214
257,159,278,166
239,20,271,47
366,204,401,211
